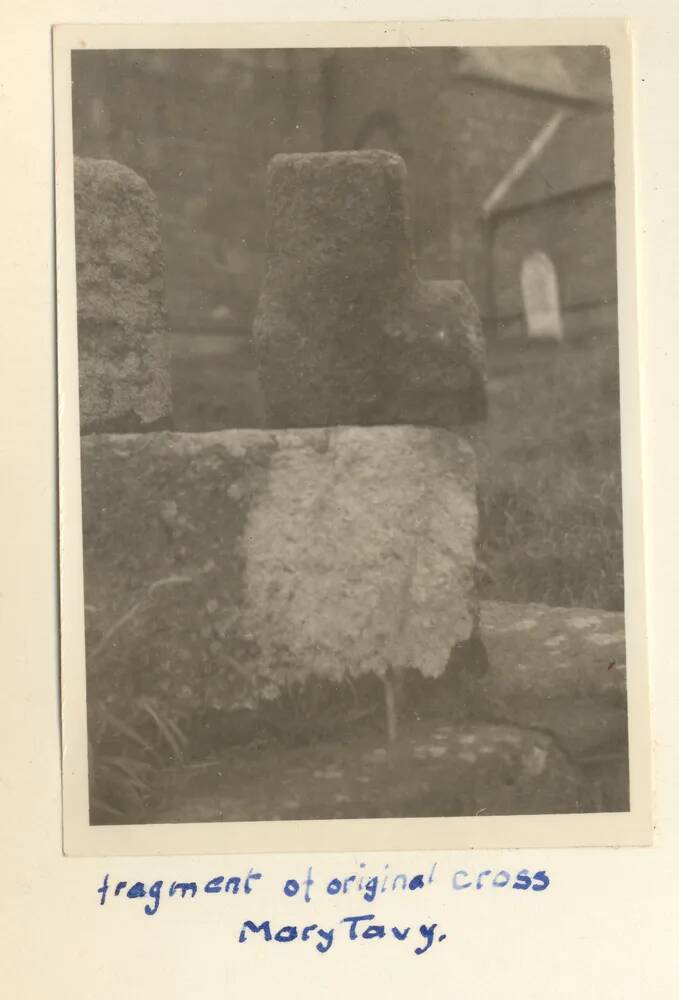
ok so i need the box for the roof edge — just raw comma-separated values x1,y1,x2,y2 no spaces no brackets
481,111,568,218
451,68,603,108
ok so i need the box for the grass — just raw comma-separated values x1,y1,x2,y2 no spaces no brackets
171,327,625,612
472,331,624,611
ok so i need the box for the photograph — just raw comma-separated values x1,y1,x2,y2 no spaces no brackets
7,5,679,998
55,30,647,849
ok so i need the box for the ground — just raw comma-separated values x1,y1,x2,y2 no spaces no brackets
474,332,623,611
153,716,622,825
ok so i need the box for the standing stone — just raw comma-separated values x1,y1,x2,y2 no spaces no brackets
253,150,487,429
74,157,172,433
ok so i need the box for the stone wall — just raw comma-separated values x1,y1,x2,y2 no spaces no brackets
325,68,582,307
433,84,573,309
72,49,326,335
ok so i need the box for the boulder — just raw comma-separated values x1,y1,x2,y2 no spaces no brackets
81,425,479,720
74,157,172,433
253,151,486,429
473,600,628,761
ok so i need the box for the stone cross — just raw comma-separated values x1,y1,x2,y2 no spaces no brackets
253,150,486,429
252,150,487,741
74,157,172,433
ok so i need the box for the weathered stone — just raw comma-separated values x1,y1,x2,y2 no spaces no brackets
472,601,628,761
74,157,172,433
81,425,478,721
253,151,486,429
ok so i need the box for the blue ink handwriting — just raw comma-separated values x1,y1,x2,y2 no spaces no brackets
96,868,263,917
238,915,447,955
94,863,550,936
451,868,550,891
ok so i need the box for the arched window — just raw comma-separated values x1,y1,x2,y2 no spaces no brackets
520,250,564,341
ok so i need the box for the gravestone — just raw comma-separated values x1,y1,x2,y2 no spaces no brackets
520,250,564,341
74,157,172,433
253,150,486,429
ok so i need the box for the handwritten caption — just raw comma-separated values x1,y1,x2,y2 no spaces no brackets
96,863,550,955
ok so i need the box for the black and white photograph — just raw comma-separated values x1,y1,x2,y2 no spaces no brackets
54,25,650,851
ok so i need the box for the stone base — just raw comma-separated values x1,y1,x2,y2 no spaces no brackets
81,424,479,721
